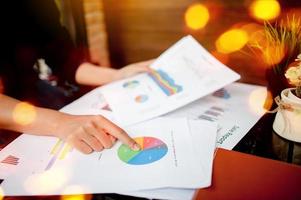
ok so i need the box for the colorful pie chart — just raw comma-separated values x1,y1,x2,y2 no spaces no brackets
118,137,168,165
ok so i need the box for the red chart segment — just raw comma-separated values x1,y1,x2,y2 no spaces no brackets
143,137,164,150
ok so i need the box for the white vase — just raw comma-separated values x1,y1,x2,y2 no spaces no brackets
273,88,301,142
288,88,301,102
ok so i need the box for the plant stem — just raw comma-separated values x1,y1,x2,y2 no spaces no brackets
296,85,301,98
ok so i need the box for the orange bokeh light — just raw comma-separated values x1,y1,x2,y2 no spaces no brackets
61,185,92,200
215,29,249,54
249,0,281,21
261,45,286,67
12,102,37,126
185,4,210,30
61,194,86,200
241,23,263,36
0,187,4,200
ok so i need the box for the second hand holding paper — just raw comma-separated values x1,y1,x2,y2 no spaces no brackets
101,35,240,126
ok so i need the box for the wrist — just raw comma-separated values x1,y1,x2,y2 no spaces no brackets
52,111,70,139
112,69,122,81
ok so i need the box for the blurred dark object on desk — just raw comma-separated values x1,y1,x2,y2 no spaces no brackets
234,113,301,165
0,130,21,151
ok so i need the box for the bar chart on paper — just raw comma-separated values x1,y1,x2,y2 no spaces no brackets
118,137,168,165
45,140,72,170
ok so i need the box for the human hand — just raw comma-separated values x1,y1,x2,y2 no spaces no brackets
113,59,154,81
54,114,140,154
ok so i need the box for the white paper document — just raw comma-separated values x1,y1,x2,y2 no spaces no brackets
60,81,266,151
0,118,217,196
119,83,267,200
63,82,267,200
0,81,265,199
101,35,240,126
120,119,218,200
166,82,267,150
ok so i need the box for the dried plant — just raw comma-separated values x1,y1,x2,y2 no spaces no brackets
248,16,301,75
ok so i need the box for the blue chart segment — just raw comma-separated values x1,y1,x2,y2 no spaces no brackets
123,80,140,89
148,69,183,96
118,137,168,165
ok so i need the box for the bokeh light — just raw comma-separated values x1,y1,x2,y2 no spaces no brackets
0,187,4,200
241,23,263,37
262,45,286,67
215,29,249,54
24,167,69,194
245,28,265,47
248,88,272,115
61,185,92,200
12,102,37,126
249,0,281,21
185,4,210,30
61,194,86,200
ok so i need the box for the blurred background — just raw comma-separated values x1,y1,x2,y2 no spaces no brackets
57,0,301,86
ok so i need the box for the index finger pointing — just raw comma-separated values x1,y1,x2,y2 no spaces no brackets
93,116,140,151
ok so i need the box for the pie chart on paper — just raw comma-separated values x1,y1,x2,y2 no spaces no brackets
117,137,168,165
134,94,149,103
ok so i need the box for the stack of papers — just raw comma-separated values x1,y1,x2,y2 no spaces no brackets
0,36,266,199
0,117,217,197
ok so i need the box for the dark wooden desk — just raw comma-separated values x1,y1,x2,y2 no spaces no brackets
194,148,301,200
234,113,301,165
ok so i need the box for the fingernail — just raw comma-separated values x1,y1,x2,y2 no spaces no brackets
131,143,140,151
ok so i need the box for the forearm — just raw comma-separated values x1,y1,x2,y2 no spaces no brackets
0,95,139,154
75,62,118,86
75,61,152,86
0,94,64,137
